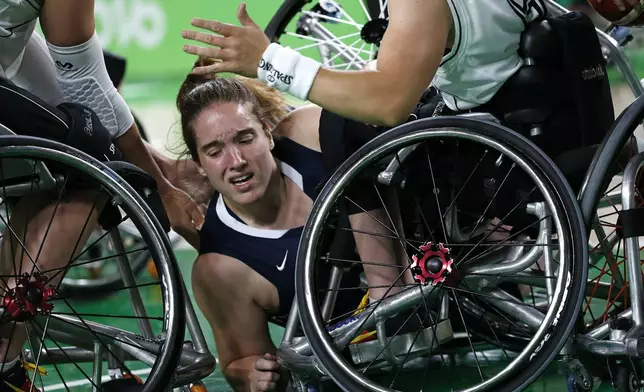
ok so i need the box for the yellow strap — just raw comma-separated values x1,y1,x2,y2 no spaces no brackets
22,361,47,376
350,330,376,344
352,291,370,316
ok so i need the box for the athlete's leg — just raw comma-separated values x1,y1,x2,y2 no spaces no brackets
0,32,104,391
192,253,288,392
0,190,105,363
319,109,418,301
349,209,415,300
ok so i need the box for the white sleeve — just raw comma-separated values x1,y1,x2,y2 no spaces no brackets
46,33,134,139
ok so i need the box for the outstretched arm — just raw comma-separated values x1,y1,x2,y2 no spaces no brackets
40,0,205,238
182,0,452,127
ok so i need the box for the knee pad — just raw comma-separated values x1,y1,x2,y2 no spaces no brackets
56,102,122,162
47,33,134,139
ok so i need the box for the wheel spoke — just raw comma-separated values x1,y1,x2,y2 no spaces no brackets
451,289,485,381
357,0,372,21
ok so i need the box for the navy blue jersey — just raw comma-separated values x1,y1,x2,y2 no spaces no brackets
199,136,326,324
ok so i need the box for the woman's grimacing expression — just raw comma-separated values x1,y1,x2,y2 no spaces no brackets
191,101,278,205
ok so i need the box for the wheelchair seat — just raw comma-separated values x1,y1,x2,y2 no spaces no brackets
494,19,562,127
475,11,615,192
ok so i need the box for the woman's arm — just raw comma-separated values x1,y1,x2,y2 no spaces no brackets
182,0,452,127
192,252,284,391
307,0,451,126
40,0,205,239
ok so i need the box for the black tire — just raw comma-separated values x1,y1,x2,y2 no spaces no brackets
0,135,185,392
579,93,644,230
614,363,642,392
296,117,588,391
265,0,384,42
265,0,310,41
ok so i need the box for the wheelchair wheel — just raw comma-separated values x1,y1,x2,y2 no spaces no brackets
580,144,638,332
572,146,644,384
295,117,588,391
0,136,184,391
265,0,387,72
1,178,152,298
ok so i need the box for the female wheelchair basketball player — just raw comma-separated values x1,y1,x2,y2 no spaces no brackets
178,0,618,391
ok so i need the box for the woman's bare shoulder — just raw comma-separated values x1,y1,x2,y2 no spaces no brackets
273,104,323,152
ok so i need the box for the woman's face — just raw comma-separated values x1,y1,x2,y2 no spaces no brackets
192,101,277,206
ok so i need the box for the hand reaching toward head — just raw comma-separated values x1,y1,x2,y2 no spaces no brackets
182,3,270,78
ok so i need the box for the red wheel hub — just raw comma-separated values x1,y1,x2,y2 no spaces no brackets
411,242,456,285
3,274,56,322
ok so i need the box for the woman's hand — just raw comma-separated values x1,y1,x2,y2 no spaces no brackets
160,186,205,249
182,2,270,77
158,157,212,249
250,353,282,392
165,158,213,211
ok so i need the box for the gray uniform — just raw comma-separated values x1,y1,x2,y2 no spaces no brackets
433,0,547,110
0,0,63,105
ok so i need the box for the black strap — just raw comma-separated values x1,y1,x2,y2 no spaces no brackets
617,207,644,239
548,11,614,146
57,102,123,162
99,161,170,233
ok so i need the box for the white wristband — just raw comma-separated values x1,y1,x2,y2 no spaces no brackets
257,43,321,101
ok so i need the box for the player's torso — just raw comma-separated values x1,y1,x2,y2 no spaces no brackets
434,0,547,110
0,0,41,78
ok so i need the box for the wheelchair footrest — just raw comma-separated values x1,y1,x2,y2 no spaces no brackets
348,318,453,365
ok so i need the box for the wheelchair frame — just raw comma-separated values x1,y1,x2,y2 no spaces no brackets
267,0,644,391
